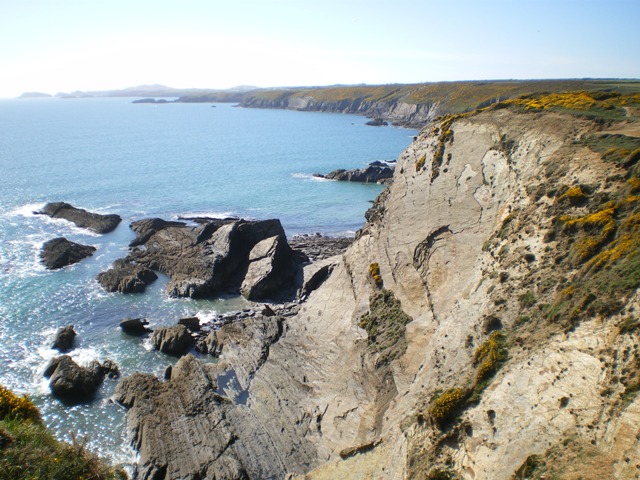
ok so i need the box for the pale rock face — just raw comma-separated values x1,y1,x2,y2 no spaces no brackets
117,107,639,479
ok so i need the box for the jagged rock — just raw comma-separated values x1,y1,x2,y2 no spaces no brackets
289,234,353,262
240,235,297,300
195,331,221,356
115,316,292,479
178,316,201,331
150,325,194,356
119,317,151,335
96,259,158,293
40,237,96,269
36,202,121,233
51,325,76,352
315,162,394,184
44,355,105,401
127,218,299,299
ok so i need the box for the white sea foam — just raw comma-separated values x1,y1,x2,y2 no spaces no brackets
176,210,236,220
291,172,331,182
7,202,46,217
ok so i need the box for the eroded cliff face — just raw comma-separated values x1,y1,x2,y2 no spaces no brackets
116,103,640,479
239,95,440,127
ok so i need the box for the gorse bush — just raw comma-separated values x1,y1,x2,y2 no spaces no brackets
0,384,125,480
0,384,41,423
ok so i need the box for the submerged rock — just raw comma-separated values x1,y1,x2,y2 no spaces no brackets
40,237,96,269
51,325,76,352
36,202,121,234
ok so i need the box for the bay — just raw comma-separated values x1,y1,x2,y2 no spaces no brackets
0,97,416,464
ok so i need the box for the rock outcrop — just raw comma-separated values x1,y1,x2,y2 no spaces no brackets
315,161,394,184
149,325,194,356
101,217,300,300
44,356,116,401
115,93,640,479
40,237,96,269
51,325,76,352
114,315,291,479
36,202,121,233
119,318,151,336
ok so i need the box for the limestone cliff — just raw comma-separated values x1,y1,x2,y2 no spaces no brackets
116,92,640,479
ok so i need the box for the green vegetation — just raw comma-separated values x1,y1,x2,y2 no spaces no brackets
503,90,640,121
0,384,124,480
176,80,640,127
429,389,466,428
358,289,413,366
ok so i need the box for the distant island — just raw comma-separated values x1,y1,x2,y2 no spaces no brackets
18,92,52,98
132,98,170,104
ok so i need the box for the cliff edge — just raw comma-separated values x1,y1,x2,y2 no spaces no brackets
116,91,640,479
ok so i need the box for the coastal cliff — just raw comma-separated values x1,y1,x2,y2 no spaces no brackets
116,91,640,479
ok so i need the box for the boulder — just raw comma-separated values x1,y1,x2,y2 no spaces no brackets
44,355,105,401
96,259,158,293
240,234,297,300
178,316,201,331
51,325,76,352
40,237,96,269
150,325,194,356
37,202,121,234
119,317,151,336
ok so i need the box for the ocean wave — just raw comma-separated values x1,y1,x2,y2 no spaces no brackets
175,210,237,220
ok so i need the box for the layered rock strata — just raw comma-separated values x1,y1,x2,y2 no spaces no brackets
115,103,640,479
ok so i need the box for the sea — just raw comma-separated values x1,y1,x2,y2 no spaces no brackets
0,97,417,465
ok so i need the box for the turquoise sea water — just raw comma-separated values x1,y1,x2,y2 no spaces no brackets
0,97,416,465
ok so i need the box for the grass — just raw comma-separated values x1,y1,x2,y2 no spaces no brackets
0,384,124,480
358,289,413,366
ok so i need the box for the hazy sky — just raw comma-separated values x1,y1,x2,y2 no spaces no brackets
1,0,638,97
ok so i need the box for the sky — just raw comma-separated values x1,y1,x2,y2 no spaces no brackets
1,0,639,98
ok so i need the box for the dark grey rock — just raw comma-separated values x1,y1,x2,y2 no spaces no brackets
317,162,394,184
40,237,96,269
119,317,152,336
51,325,76,352
178,316,201,331
96,259,158,293
150,325,194,356
44,355,104,401
365,117,389,126
37,202,121,234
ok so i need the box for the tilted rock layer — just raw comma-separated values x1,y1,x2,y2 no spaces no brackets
117,100,640,479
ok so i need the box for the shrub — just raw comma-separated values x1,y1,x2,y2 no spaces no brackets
0,384,41,423
416,154,427,172
430,389,466,427
369,262,383,287
0,385,125,480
